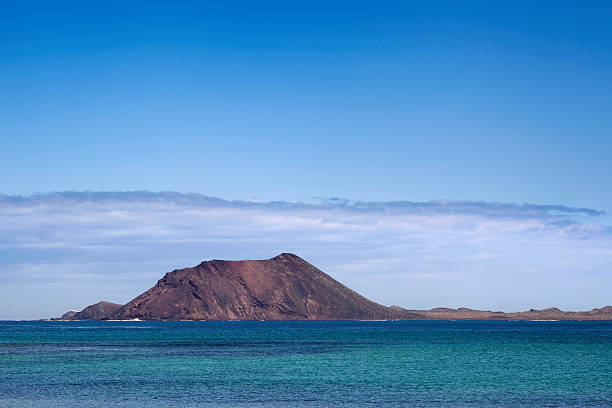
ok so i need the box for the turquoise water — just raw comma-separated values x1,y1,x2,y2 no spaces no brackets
1,321,611,407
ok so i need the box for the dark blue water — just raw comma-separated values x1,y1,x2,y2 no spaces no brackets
1,320,611,407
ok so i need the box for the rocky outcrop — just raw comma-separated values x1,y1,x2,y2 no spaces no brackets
58,310,79,320
56,301,122,320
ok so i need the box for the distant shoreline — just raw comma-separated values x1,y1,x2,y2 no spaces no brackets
44,254,612,323
29,316,612,322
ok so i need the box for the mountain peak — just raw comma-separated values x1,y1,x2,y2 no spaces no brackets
274,252,301,259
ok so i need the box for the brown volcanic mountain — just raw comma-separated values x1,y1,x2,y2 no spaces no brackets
53,254,612,321
113,253,407,320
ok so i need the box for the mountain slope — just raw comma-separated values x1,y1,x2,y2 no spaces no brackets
113,253,402,320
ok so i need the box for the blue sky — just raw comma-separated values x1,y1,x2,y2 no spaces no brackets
1,2,611,318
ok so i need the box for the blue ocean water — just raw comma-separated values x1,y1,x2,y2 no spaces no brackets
1,320,611,407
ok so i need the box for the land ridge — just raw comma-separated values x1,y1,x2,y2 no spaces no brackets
52,254,612,321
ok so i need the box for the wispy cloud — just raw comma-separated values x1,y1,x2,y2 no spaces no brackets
1,192,611,319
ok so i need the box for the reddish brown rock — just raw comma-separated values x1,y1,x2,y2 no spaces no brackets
113,253,408,320
58,310,79,320
58,301,122,320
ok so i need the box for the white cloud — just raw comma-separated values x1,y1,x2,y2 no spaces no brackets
0,192,611,319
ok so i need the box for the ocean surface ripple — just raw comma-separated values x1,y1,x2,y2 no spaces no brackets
1,320,611,407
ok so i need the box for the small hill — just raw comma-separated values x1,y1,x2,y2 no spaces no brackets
57,301,122,320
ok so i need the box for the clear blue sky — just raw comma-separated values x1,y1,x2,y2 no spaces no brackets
1,1,611,210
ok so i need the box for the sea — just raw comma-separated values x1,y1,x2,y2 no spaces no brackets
1,320,611,407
